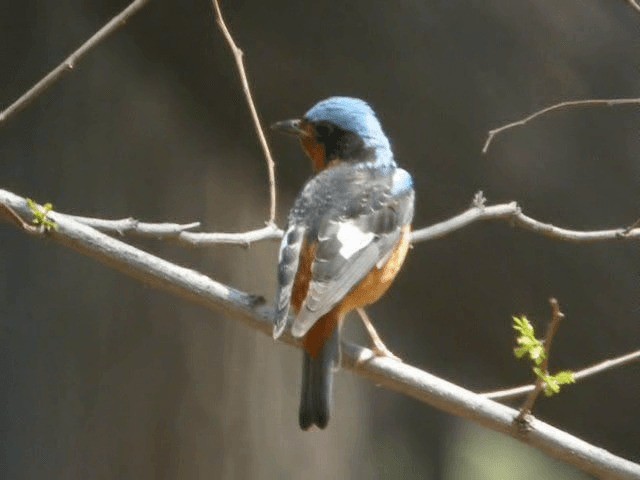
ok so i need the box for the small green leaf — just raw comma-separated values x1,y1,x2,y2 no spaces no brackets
530,345,546,365
554,370,575,385
514,345,529,359
544,377,560,396
26,197,57,232
512,316,545,364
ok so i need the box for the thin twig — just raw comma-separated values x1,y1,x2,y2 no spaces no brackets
1,189,638,479
71,213,282,247
515,298,565,427
68,215,200,236
173,224,283,247
0,202,39,233
411,195,640,244
0,0,150,125
482,98,640,154
2,199,283,247
482,348,640,401
7,191,640,248
356,307,401,360
627,0,640,14
211,0,277,225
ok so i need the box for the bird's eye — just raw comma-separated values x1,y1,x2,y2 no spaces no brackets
314,123,333,139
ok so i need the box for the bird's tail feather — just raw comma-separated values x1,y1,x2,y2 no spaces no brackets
299,327,340,430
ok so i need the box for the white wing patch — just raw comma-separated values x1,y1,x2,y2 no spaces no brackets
336,222,375,259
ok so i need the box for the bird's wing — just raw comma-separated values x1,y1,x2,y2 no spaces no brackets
291,167,414,338
273,224,306,339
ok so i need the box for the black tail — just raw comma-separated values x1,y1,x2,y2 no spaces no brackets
299,328,340,430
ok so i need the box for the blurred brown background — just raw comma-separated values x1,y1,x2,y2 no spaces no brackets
1,1,639,478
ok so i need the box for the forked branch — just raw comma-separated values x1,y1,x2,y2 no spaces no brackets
482,98,640,154
1,188,639,480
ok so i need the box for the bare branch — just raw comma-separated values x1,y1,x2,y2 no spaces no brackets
2,188,639,479
482,348,640,401
70,213,282,247
0,202,39,233
411,196,640,244
356,307,401,360
627,0,640,14
67,215,200,236
482,98,640,154
0,0,149,125
17,192,640,249
173,224,283,247
516,298,565,426
211,0,277,225
11,190,640,249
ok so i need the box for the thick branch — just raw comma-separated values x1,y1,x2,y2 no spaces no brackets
482,348,640,401
0,0,150,125
482,98,640,154
1,188,639,479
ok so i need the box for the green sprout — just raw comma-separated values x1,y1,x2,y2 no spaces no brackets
533,368,575,397
26,198,57,232
512,315,575,397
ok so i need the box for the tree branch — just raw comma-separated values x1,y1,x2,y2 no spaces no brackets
0,0,150,125
482,348,640,401
67,214,283,247
411,194,640,244
482,98,640,154
1,188,639,479
627,0,640,15
51,192,640,248
210,0,277,225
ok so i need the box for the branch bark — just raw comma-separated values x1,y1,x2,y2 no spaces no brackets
0,0,150,125
482,98,640,154
482,348,640,401
210,0,277,225
1,188,639,479
627,0,640,15
53,193,640,247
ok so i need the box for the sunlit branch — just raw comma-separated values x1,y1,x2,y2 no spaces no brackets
1,188,638,479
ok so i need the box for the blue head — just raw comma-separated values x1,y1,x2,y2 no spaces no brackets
272,97,394,171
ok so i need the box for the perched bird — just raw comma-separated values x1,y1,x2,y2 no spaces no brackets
272,97,415,430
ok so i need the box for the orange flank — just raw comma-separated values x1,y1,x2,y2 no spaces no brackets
295,225,412,359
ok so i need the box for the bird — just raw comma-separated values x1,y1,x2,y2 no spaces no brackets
271,97,415,430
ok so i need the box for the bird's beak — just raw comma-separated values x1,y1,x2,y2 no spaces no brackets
270,118,307,137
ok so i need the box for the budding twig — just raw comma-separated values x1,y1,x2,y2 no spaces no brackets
515,298,565,429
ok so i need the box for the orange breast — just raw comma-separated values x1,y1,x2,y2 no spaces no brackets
334,225,412,316
293,226,412,358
